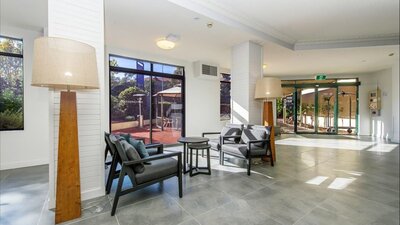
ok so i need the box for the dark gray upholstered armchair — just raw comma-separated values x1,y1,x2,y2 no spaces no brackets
104,132,164,195
105,133,182,216
220,125,274,175
202,124,244,163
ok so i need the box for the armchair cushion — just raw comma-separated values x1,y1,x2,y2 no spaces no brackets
221,126,242,142
240,128,266,147
119,139,145,174
128,138,149,158
146,148,159,156
135,157,178,184
221,144,266,158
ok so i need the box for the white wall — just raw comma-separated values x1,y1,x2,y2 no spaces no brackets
105,47,224,137
364,69,393,139
47,0,106,208
391,60,399,143
0,26,49,170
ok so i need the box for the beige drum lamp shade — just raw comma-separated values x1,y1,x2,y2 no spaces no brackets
254,77,283,99
32,37,99,89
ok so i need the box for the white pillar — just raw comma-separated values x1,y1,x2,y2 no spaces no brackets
47,0,105,208
392,60,399,143
231,41,263,125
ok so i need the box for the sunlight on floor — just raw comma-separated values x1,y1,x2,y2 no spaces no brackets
276,137,399,152
328,177,356,190
305,176,329,185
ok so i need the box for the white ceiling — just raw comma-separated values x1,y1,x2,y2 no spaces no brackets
105,0,258,68
0,0,47,32
1,0,398,76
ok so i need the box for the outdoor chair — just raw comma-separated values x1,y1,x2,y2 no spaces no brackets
220,125,274,175
104,132,164,194
107,134,182,216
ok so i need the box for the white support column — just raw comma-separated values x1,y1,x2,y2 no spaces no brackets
231,41,263,125
47,0,105,208
392,60,399,143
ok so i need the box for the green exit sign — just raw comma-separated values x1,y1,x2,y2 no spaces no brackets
315,74,327,80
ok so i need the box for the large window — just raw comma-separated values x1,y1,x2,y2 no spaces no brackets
220,73,231,120
109,55,184,144
0,36,24,130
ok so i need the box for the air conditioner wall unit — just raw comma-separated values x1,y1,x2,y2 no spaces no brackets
193,61,220,80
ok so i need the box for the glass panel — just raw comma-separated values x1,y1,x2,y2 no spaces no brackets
152,77,182,144
153,63,183,75
109,56,151,71
0,55,24,130
0,37,23,54
220,78,231,120
338,86,357,134
277,87,295,133
317,88,337,133
296,88,315,133
110,72,151,143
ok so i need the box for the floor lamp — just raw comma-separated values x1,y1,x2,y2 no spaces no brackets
254,77,282,162
31,37,99,224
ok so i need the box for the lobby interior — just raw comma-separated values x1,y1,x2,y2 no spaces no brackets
0,0,399,225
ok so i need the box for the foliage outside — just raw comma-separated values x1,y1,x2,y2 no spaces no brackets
0,37,24,130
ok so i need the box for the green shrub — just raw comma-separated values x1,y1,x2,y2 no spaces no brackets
0,109,23,130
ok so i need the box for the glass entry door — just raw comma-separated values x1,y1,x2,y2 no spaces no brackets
294,87,338,134
316,87,338,134
295,88,316,133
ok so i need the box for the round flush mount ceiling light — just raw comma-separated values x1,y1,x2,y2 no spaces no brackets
156,34,179,50
156,39,175,50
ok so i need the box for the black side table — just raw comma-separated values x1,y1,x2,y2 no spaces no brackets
188,143,212,177
178,137,209,174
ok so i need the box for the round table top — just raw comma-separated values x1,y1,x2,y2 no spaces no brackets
178,137,209,143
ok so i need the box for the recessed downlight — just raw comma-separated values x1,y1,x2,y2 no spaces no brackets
389,53,395,56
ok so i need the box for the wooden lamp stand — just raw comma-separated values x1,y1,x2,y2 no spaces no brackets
262,101,276,162
55,91,81,224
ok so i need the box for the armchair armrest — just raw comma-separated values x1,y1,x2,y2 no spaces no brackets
135,137,146,144
247,139,269,151
122,151,181,167
202,132,220,137
221,135,242,144
145,143,164,154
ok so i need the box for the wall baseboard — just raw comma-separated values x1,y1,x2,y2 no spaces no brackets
0,159,48,170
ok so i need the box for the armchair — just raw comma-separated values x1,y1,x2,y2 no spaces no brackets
202,124,244,164
104,132,164,194
108,134,182,216
220,126,274,175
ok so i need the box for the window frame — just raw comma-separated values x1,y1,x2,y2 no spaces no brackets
0,35,24,131
220,73,231,121
108,54,186,143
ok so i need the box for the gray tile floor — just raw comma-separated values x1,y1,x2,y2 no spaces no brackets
1,134,399,225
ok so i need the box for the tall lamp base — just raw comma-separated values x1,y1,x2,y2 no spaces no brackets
55,91,81,224
262,101,276,162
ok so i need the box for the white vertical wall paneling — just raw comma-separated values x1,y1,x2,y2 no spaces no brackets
47,0,105,208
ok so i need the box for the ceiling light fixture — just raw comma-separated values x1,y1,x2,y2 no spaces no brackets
156,39,175,50
156,34,180,50
207,22,213,28
263,64,267,69
389,53,394,56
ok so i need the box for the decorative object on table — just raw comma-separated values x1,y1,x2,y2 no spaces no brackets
254,77,283,162
178,137,209,174
188,143,212,177
32,37,99,224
